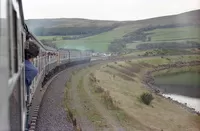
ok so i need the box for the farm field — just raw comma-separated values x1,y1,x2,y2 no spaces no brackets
38,25,200,52
146,26,200,42
126,26,200,50
38,25,137,52
31,10,200,52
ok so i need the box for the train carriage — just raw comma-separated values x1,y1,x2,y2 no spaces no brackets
0,0,92,130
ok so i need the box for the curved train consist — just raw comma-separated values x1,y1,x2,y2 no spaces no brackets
0,0,91,130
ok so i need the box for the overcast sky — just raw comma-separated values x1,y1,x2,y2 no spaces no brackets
22,0,200,21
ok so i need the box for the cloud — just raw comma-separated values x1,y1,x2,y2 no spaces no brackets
22,0,200,20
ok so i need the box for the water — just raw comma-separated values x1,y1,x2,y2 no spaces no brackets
154,72,200,112
163,94,200,112
155,72,200,86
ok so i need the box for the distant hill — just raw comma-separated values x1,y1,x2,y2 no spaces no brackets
26,19,121,36
25,9,200,39
26,18,119,28
26,9,200,34
25,9,200,52
129,9,200,26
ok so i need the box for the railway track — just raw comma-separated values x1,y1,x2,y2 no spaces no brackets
34,59,115,131
34,55,200,131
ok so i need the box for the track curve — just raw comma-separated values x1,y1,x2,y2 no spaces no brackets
34,56,163,131
35,63,90,131
35,55,195,131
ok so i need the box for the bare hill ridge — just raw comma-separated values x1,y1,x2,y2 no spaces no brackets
26,9,200,29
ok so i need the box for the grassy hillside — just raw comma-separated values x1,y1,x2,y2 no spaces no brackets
130,26,200,50
53,25,137,51
146,26,200,42
26,18,119,28
26,9,200,52
64,55,200,130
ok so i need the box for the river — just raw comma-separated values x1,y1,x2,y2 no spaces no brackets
154,72,200,112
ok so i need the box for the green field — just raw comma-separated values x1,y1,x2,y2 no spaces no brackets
38,25,200,52
38,36,61,40
38,35,85,41
146,26,200,42
40,25,137,52
34,10,200,52
39,25,200,52
137,55,200,65
38,36,69,41
126,26,200,50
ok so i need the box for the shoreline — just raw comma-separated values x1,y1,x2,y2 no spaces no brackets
143,60,200,115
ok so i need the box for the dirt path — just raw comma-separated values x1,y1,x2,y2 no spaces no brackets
67,65,125,131
83,69,125,131
69,70,95,131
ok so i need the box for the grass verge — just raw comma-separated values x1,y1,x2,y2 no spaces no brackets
77,77,108,129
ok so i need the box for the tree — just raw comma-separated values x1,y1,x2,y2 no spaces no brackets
148,37,151,41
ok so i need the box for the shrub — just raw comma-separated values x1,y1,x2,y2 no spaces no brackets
89,73,97,83
140,92,154,105
72,71,76,75
119,64,123,67
68,76,72,83
88,64,93,67
68,110,74,121
113,74,115,78
101,91,117,109
72,118,77,126
95,85,104,93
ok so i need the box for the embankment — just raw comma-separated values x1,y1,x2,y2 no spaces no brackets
143,60,200,114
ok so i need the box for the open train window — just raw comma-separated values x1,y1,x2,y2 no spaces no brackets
8,12,12,77
12,8,18,73
8,4,19,77
21,33,24,62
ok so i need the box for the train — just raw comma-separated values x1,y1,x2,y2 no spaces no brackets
0,0,91,131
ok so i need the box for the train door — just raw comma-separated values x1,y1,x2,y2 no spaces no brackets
0,0,27,130
0,0,10,130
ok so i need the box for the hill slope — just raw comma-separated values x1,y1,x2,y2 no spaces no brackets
26,9,200,52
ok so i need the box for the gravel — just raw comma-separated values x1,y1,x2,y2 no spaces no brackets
35,59,133,131
35,64,89,131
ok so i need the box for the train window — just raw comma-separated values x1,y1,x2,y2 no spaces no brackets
8,3,12,77
8,4,19,77
12,8,18,73
21,33,24,62
8,34,12,77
